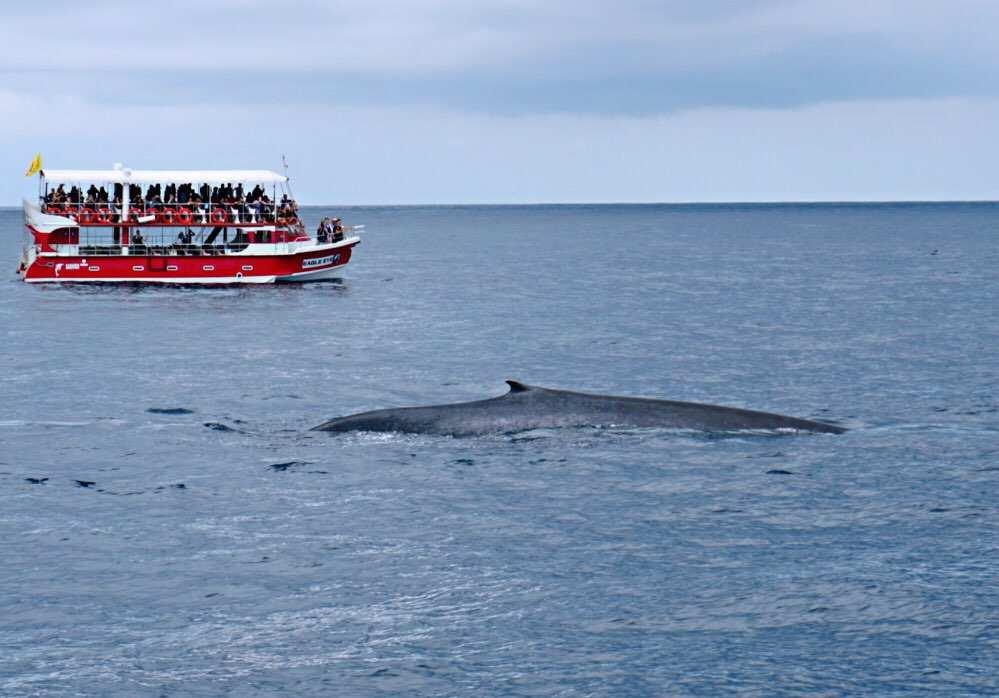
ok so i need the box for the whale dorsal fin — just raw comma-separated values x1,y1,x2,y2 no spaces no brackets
505,380,532,393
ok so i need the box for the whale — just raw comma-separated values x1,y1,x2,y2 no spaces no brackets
312,381,846,436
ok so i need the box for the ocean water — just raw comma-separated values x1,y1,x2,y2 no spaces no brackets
1,203,997,696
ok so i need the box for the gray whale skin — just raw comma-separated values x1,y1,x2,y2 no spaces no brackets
312,381,846,436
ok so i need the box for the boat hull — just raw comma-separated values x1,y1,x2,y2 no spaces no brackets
21,240,358,284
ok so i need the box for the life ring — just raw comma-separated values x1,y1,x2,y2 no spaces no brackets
96,210,111,225
177,207,193,226
79,209,95,226
210,209,227,225
161,208,176,225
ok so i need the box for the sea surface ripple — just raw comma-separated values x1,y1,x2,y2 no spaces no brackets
1,203,998,696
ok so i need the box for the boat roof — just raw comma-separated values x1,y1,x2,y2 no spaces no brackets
40,168,288,185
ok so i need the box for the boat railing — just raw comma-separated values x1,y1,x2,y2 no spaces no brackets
52,226,307,256
39,199,300,227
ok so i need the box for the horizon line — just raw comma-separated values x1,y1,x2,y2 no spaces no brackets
2,198,998,209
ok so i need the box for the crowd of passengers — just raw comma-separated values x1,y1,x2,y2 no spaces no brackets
44,182,299,221
316,216,344,243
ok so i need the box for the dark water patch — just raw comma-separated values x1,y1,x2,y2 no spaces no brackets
451,458,475,466
766,469,795,475
24,477,48,484
269,461,313,472
74,480,96,488
369,668,400,678
146,407,195,415
204,422,242,433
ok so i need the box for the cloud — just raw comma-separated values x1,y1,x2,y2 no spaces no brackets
3,1,999,114
4,2,996,203
4,88,998,205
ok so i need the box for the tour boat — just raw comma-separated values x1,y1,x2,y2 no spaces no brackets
18,164,360,283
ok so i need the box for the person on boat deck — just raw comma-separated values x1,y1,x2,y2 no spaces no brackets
316,217,329,242
131,230,145,246
87,184,99,200
147,184,164,209
98,186,109,203
177,229,194,245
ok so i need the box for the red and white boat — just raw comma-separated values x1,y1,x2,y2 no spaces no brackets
18,164,360,283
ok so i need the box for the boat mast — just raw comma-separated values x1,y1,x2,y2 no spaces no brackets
281,154,296,201
118,163,129,225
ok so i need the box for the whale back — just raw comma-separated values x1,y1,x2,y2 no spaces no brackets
313,380,846,436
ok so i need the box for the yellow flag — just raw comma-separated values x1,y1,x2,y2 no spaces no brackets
24,152,42,177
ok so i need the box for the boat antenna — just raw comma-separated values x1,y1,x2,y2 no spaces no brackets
281,154,295,200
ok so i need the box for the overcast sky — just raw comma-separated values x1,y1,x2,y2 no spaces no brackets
2,0,998,204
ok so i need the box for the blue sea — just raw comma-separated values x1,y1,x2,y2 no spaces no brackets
2,203,998,696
